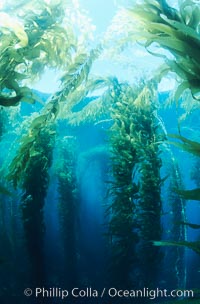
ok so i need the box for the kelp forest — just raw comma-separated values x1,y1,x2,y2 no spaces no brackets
0,0,200,303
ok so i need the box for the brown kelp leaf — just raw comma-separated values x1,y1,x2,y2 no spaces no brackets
176,188,200,201
178,221,200,229
0,95,22,107
168,134,200,156
153,240,200,255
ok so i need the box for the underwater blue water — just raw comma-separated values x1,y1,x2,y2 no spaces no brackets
1,1,200,303
0,88,200,304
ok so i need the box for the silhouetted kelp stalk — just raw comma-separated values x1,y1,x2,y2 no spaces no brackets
133,86,163,288
106,79,163,289
167,134,200,206
153,134,200,256
191,158,200,188
56,137,79,289
0,193,15,270
166,163,187,289
7,108,56,284
21,126,55,284
107,82,139,289
150,113,187,289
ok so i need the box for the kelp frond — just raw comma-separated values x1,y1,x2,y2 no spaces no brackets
168,134,200,156
59,76,110,116
167,134,200,202
7,46,100,187
153,240,200,255
59,76,119,126
176,188,200,201
68,94,111,126
0,0,94,107
178,222,200,229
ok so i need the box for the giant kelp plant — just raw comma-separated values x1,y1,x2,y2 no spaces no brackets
107,79,163,291
14,126,55,284
107,80,139,290
111,0,200,260
1,0,99,288
6,46,99,284
132,84,163,288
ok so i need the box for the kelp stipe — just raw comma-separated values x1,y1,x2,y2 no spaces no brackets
165,163,187,289
133,85,163,289
167,134,200,204
107,81,139,290
5,68,61,285
57,137,79,289
191,158,200,188
159,133,200,256
8,124,55,284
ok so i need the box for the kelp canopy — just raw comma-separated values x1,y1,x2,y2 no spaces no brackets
104,0,200,102
0,0,94,107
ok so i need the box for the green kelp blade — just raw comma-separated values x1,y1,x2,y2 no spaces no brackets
176,188,200,201
160,14,200,43
174,81,190,103
20,87,45,105
190,80,200,100
178,221,200,229
30,114,47,129
168,134,200,156
0,12,28,47
153,240,200,255
0,95,22,107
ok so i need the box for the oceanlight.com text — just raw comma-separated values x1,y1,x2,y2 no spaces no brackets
107,287,194,300
24,287,194,300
